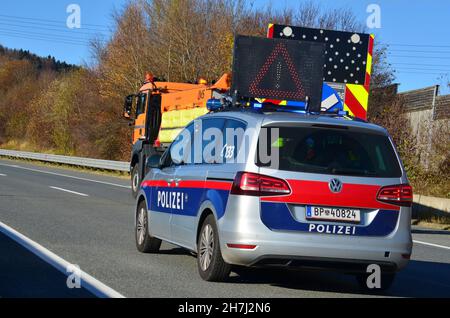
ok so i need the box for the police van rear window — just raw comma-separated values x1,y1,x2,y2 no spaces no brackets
257,126,402,178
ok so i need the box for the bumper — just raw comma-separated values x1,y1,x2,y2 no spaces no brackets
218,196,412,272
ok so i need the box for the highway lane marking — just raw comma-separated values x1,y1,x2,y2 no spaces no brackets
0,162,130,189
0,173,6,176
50,186,89,197
0,220,125,298
414,240,450,250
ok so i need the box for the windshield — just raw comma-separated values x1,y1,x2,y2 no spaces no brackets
257,125,402,178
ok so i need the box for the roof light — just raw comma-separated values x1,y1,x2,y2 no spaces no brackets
206,99,223,111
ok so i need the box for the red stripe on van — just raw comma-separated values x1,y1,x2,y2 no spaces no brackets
141,180,232,191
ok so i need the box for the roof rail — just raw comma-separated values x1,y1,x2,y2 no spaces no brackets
206,97,366,121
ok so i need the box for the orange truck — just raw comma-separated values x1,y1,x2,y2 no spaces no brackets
123,73,231,197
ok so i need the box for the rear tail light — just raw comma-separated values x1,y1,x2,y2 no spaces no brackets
377,184,413,207
230,172,291,197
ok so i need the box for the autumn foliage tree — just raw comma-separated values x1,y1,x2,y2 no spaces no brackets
96,0,391,90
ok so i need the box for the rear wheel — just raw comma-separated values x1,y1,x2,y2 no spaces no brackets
197,214,231,282
135,200,161,253
131,165,140,198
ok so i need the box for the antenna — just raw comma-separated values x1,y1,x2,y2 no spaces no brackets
232,90,240,107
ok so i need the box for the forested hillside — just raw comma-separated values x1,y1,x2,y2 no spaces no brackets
0,45,77,72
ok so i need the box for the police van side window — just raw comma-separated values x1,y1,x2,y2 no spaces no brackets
201,118,226,164
222,119,247,162
165,123,195,167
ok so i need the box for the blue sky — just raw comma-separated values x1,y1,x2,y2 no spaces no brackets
0,0,449,93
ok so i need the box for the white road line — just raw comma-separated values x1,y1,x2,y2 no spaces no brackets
0,220,125,298
414,240,450,250
0,162,130,189
50,186,89,197
0,173,6,176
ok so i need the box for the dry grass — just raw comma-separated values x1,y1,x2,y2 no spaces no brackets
1,140,50,153
412,220,450,231
412,205,450,231
409,170,450,199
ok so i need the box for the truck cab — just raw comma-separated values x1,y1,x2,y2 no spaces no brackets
123,73,231,197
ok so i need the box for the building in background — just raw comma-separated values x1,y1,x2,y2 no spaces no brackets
399,85,450,170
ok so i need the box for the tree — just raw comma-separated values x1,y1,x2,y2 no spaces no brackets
93,0,154,100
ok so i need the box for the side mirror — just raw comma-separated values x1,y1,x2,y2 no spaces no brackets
123,95,134,119
146,154,162,169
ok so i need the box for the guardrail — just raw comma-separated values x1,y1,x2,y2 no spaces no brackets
0,149,130,172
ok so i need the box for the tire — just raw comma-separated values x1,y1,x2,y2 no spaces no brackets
135,200,161,253
356,272,396,291
131,165,140,198
197,214,231,282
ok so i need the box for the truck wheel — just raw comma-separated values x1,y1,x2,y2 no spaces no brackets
131,165,140,198
135,200,161,253
197,214,231,282
355,272,396,291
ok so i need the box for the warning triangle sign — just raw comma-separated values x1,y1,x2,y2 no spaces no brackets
231,35,325,110
249,42,306,100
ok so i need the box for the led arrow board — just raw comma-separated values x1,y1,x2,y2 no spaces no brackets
231,35,325,111
268,24,373,86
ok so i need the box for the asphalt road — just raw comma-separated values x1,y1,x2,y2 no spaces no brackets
0,231,95,298
0,158,449,298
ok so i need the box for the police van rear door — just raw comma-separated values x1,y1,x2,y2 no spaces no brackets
256,123,406,237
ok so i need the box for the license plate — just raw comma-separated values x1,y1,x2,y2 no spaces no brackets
306,206,361,223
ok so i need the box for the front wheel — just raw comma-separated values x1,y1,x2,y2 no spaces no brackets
197,214,231,282
131,165,140,198
135,200,161,253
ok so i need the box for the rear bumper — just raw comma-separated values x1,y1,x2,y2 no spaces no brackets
218,196,412,272
220,237,411,272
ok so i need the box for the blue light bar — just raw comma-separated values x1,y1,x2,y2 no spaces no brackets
206,99,223,111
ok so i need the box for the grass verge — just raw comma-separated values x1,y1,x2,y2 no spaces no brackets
412,220,450,231
412,208,450,231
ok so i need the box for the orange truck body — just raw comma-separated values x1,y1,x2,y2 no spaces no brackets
125,73,231,196
130,73,231,145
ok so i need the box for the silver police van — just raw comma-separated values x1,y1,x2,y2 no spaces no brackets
134,109,413,290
